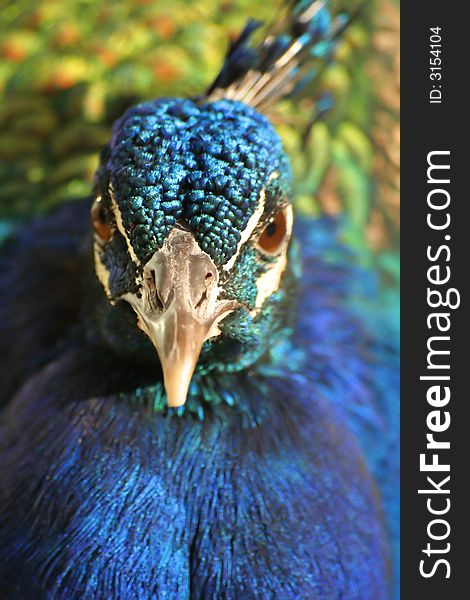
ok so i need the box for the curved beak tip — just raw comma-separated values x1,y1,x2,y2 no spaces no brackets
161,354,198,408
164,373,191,408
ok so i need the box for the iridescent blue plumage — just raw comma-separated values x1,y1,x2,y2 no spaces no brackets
98,99,289,266
0,1,399,598
0,204,397,598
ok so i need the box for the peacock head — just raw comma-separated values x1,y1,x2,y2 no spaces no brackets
92,97,295,407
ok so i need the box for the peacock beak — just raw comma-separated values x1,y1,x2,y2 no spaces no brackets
125,228,238,407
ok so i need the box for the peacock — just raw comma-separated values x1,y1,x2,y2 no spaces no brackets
0,1,399,598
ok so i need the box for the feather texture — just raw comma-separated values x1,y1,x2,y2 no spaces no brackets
206,0,347,113
0,2,399,597
0,200,397,598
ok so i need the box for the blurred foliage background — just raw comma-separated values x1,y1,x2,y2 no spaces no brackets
0,0,399,275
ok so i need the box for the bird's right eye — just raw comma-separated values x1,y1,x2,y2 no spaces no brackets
91,196,113,242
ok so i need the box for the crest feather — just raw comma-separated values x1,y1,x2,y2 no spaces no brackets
206,0,349,113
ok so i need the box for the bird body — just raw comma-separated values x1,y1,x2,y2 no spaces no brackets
0,2,399,598
0,200,397,599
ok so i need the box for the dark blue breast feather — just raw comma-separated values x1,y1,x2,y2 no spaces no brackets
0,201,398,599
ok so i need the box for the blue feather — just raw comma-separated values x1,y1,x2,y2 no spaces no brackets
0,3,398,597
206,0,343,113
0,203,398,598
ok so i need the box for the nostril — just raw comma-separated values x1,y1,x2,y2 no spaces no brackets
193,269,215,309
145,271,155,284
195,290,207,310
154,292,164,311
145,270,164,311
145,270,156,295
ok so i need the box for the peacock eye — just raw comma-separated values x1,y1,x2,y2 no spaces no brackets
257,209,288,254
91,196,112,242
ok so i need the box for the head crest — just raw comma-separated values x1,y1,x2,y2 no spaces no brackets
206,0,349,113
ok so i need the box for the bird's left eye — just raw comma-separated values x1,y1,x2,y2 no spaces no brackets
91,197,112,242
257,209,288,254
